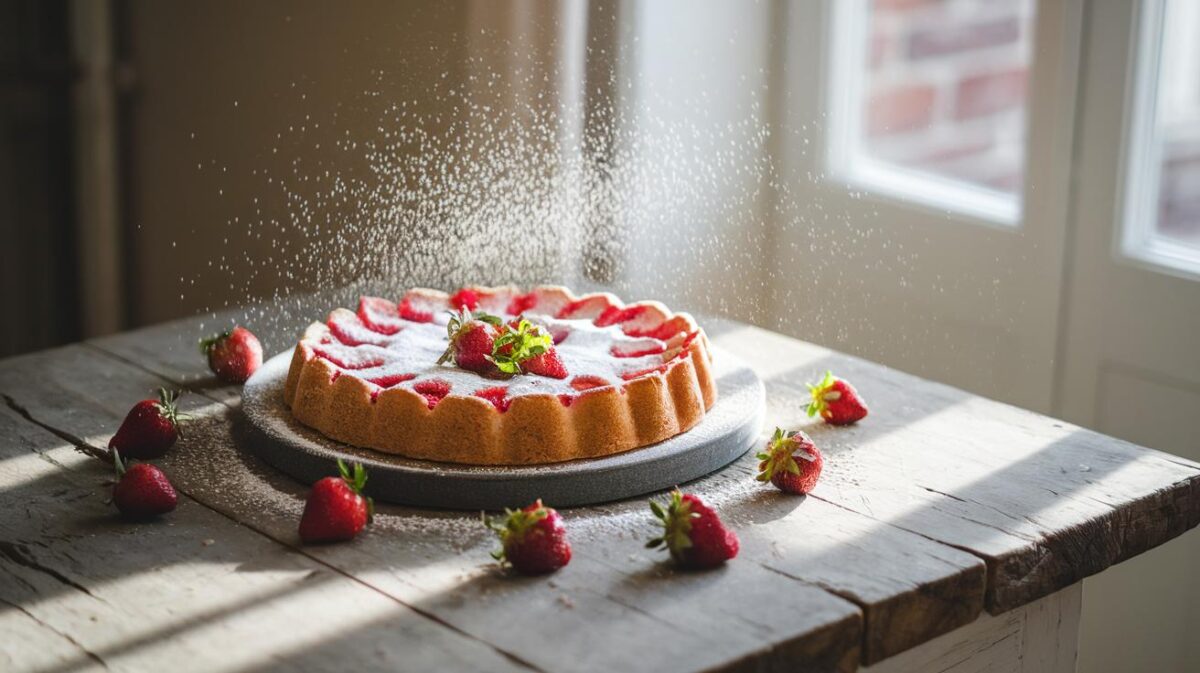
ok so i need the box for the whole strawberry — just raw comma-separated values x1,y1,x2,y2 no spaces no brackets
112,450,178,520
757,427,823,495
299,460,373,544
646,490,738,570
807,370,868,425
109,388,185,460
485,499,572,575
200,326,263,384
438,308,502,374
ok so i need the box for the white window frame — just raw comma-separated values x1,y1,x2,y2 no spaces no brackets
1117,0,1200,280
824,0,1024,227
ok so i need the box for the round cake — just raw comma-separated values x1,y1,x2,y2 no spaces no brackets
282,285,717,465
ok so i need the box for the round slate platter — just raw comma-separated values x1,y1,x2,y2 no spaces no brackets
239,346,764,510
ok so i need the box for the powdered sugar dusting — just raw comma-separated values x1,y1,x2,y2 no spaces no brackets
308,302,666,400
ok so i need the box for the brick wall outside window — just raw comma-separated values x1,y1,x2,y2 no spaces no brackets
863,0,1200,247
862,0,1034,196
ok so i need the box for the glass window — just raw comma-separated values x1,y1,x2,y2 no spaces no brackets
1123,0,1200,275
828,0,1037,223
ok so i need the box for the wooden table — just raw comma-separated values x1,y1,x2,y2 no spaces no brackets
2,311,1197,673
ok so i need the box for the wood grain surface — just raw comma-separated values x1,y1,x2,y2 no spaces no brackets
0,309,1196,672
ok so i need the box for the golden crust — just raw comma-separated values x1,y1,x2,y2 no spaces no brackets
283,285,717,465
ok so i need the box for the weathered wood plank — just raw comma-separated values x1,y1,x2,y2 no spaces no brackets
0,602,105,673
219,402,962,667
87,320,996,665
713,325,1200,613
0,405,538,673
18,335,998,667
1,344,873,672
74,314,1198,664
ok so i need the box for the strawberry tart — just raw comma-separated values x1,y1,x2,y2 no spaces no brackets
283,285,717,465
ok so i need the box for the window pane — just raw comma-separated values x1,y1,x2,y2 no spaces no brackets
1156,0,1200,248
857,0,1036,200
1122,0,1200,275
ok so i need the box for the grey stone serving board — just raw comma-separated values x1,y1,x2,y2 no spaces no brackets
238,347,765,509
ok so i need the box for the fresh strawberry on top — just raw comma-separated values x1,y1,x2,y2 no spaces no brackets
109,388,186,460
646,490,739,570
438,308,503,374
485,499,572,575
520,349,568,379
757,427,823,495
489,317,567,379
807,370,868,425
299,460,373,544
200,326,263,384
111,449,178,520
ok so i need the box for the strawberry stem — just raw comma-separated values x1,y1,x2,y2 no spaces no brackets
484,500,551,567
488,318,552,375
336,459,369,494
199,330,232,355
806,370,837,418
647,489,695,560
155,388,188,436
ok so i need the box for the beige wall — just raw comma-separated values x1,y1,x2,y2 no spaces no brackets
125,1,476,324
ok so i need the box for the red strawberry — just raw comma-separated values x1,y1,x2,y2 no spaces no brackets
646,490,738,569
522,349,568,379
108,388,185,460
299,460,373,544
505,292,537,315
438,308,502,374
485,499,572,575
489,318,566,378
449,288,479,311
111,450,177,520
200,326,263,383
757,427,823,495
413,379,452,409
807,370,868,425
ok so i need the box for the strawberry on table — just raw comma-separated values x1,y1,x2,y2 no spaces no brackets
109,388,185,460
111,450,178,520
484,499,572,575
807,370,868,425
438,308,503,375
646,490,739,570
200,326,263,384
757,427,823,495
299,460,373,544
489,318,567,379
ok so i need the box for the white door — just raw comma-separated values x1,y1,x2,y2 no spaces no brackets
774,2,1198,671
773,0,1082,413
1061,1,1200,671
